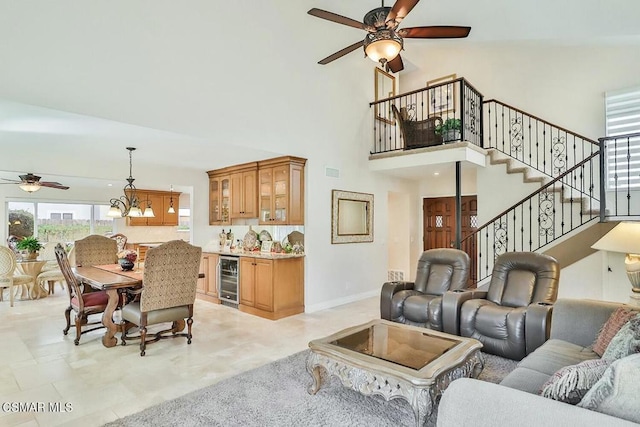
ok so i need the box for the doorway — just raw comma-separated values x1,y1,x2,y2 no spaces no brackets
423,196,478,284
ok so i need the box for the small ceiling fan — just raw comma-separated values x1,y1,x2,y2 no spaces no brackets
308,0,471,72
1,173,70,193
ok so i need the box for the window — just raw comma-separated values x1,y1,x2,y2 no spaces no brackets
605,86,640,189
7,201,113,242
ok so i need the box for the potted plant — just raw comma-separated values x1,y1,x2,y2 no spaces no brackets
435,118,462,142
16,236,43,260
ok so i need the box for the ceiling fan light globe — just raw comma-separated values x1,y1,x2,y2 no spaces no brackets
19,183,41,193
364,30,402,64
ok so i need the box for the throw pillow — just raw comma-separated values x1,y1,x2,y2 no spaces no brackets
577,353,640,423
601,314,640,360
592,307,638,356
539,358,612,404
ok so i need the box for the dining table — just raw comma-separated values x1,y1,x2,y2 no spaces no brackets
16,259,48,299
73,263,205,348
73,264,143,348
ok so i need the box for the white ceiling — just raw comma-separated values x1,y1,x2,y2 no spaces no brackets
0,0,638,187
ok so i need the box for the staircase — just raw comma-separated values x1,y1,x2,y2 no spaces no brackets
462,100,603,284
369,79,640,285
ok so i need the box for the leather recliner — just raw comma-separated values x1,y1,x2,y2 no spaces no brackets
442,251,560,361
380,248,470,331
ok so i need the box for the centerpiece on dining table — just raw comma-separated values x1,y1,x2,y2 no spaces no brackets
117,249,137,271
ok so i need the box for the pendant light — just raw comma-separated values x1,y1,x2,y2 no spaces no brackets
167,185,176,214
107,147,155,218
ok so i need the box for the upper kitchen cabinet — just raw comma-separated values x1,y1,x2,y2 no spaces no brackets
126,189,180,226
258,156,306,225
208,174,230,225
207,162,257,224
230,165,257,219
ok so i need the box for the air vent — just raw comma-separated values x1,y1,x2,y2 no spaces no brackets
388,270,405,282
325,167,340,178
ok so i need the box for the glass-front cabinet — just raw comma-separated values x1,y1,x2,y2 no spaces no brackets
259,165,289,224
258,156,306,226
209,175,230,225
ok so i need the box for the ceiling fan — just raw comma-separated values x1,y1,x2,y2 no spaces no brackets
1,173,70,193
308,0,471,72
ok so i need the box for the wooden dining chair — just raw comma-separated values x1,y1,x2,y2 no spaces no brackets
54,244,109,345
120,240,202,356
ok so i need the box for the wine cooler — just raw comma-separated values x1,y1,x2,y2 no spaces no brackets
218,255,239,305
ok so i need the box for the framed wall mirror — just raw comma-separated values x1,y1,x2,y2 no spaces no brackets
331,190,374,244
374,67,396,124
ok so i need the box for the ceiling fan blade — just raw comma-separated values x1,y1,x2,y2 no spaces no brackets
308,8,370,31
386,54,404,73
398,26,471,39
386,0,420,28
318,41,364,65
40,181,70,190
1,178,21,183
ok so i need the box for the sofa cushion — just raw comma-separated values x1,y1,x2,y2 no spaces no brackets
500,339,599,394
539,358,612,404
602,314,640,360
577,353,640,423
593,307,639,356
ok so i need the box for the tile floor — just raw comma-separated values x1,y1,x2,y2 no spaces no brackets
0,286,380,426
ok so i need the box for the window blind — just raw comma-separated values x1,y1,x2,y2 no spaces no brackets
605,86,640,189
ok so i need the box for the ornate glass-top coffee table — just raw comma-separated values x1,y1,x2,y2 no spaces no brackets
307,319,483,426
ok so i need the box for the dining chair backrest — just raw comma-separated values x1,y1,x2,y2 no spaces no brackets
141,240,202,313
74,235,117,267
54,244,84,311
0,246,17,278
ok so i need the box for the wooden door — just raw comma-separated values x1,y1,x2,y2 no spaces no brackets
423,196,478,284
145,193,164,226
242,169,258,218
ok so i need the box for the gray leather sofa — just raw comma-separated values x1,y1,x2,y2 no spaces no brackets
380,249,470,331
437,298,640,426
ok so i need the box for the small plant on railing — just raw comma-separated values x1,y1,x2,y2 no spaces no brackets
435,118,462,142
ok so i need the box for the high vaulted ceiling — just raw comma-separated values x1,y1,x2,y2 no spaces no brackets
0,0,638,187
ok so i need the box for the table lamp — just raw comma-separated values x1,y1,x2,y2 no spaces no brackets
591,222,640,304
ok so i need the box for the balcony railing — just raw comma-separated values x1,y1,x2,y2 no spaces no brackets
370,77,483,155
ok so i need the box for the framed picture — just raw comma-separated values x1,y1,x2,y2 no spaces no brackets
261,240,273,253
374,67,396,124
426,74,457,116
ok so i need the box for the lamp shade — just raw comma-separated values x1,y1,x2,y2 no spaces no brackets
591,222,640,254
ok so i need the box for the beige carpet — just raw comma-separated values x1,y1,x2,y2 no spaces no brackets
105,350,517,427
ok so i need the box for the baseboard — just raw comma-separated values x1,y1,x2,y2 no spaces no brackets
305,289,379,313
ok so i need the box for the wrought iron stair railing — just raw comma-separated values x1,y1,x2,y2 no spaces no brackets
461,152,601,284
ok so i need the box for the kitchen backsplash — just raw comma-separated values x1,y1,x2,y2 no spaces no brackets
204,225,304,252
116,222,187,244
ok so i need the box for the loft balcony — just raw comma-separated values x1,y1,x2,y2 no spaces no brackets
369,77,484,178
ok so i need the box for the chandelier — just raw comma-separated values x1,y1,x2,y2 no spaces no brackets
107,147,155,218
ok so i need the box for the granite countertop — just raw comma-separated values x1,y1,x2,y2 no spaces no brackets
203,250,304,259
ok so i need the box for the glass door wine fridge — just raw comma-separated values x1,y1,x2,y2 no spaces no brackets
218,255,239,304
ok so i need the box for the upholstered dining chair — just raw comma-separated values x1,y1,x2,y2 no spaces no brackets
109,233,128,253
74,235,118,267
380,248,471,331
54,243,109,345
121,240,202,356
0,246,34,307
443,251,560,361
